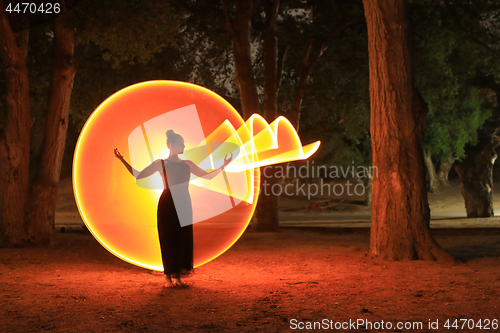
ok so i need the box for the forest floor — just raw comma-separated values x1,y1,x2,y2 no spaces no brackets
1,179,500,332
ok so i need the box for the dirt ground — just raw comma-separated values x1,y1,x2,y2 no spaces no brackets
1,179,500,332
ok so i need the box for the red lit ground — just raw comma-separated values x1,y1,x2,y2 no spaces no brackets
1,180,500,332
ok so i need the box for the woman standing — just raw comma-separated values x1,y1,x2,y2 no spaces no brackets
114,130,232,288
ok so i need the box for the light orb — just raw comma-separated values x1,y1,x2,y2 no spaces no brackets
73,81,258,271
73,80,320,272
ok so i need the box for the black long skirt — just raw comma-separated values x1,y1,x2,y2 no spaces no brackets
157,189,193,275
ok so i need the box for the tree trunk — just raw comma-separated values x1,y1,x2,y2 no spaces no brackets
262,0,279,121
363,171,373,206
225,1,361,231
424,153,438,193
0,2,32,246
26,7,77,246
455,142,496,218
437,155,456,186
253,165,280,231
221,0,261,119
290,39,314,131
252,0,281,232
363,0,453,261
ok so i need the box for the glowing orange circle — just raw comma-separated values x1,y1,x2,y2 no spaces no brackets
73,81,259,271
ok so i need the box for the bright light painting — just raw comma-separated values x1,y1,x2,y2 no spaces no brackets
73,80,320,271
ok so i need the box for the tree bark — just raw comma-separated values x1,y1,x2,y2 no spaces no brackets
252,0,281,232
290,39,312,131
221,0,281,231
455,142,497,218
26,7,77,246
221,0,261,119
0,1,32,246
363,0,453,261
262,0,279,122
437,155,456,186
225,2,361,231
253,165,280,231
424,153,438,193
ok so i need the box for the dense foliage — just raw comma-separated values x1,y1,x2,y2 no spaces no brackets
1,0,499,176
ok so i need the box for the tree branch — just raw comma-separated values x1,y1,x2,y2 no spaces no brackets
443,0,500,57
319,14,365,56
276,44,289,90
220,0,236,37
302,38,313,66
262,0,281,121
290,14,364,130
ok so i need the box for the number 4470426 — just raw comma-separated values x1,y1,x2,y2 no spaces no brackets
5,2,61,14
444,319,498,330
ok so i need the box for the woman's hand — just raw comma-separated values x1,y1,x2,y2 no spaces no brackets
114,148,124,160
113,148,146,178
222,153,233,168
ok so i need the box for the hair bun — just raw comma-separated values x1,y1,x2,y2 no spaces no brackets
166,129,183,147
166,129,176,139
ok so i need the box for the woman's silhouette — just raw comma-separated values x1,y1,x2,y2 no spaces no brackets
114,129,232,288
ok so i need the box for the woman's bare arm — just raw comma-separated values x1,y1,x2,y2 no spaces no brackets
136,160,162,179
186,153,233,180
114,148,161,179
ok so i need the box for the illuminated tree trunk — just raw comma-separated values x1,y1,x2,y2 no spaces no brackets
0,4,32,246
363,0,453,261
26,10,77,246
0,1,76,246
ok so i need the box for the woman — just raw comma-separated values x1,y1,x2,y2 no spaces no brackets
114,129,232,288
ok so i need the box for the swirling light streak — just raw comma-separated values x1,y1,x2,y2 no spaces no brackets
73,80,319,271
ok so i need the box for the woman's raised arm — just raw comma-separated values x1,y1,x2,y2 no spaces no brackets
186,153,233,180
114,148,161,179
